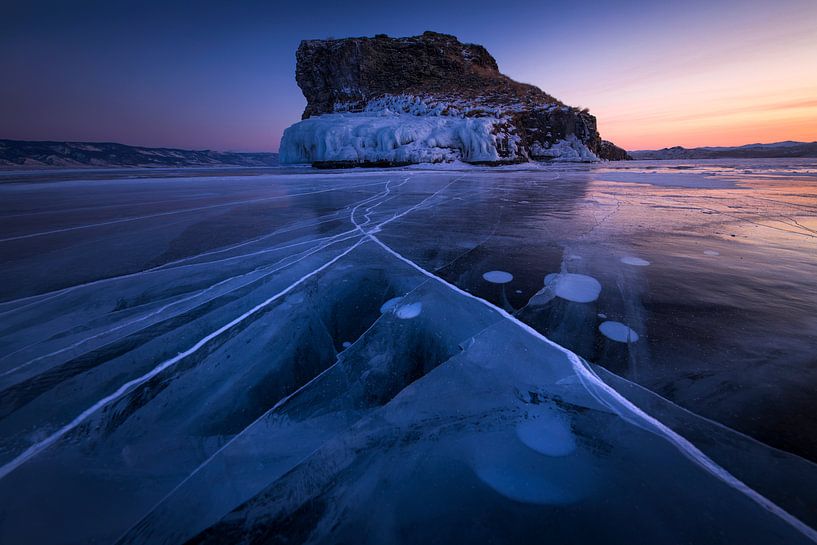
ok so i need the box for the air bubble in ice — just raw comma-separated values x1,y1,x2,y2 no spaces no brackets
380,296,404,314
516,413,576,457
599,321,640,343
620,256,650,266
544,273,601,303
396,302,423,319
483,270,513,284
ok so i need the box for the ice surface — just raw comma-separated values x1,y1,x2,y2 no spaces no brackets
1,160,817,544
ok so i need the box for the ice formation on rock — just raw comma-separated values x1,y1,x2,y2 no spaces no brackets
279,111,518,165
279,32,629,166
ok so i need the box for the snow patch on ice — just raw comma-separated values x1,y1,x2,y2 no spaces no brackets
482,270,513,284
704,250,720,256
599,321,640,343
544,273,602,303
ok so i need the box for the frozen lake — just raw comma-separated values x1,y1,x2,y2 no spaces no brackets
1,159,816,544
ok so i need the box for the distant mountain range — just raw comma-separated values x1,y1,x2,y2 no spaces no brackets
4,138,814,168
631,141,817,160
0,139,279,168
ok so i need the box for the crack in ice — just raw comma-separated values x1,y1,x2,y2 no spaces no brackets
365,232,817,544
0,175,415,480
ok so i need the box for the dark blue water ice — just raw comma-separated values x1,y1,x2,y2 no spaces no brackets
1,160,816,544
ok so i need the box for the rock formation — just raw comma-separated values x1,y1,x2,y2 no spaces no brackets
280,32,630,166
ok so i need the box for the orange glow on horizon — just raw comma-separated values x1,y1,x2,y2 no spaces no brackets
599,98,817,150
512,5,817,151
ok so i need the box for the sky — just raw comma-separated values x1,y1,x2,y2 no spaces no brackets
2,0,816,152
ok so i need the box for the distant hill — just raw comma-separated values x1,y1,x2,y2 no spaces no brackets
631,141,817,160
0,139,279,168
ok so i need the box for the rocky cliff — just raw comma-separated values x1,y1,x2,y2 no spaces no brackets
280,32,630,166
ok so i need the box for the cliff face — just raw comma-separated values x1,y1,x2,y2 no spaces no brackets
295,32,556,119
282,32,630,165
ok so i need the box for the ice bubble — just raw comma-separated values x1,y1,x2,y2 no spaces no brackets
379,296,404,314
597,313,607,319
544,273,602,303
516,414,576,457
515,289,523,294
474,464,574,505
470,439,585,505
620,256,650,266
342,341,352,349
599,321,640,343
704,250,720,256
482,270,513,284
395,302,423,319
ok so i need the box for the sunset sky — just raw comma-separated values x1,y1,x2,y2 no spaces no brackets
2,0,816,152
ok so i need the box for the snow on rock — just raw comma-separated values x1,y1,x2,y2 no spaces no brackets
530,135,598,162
279,111,518,165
